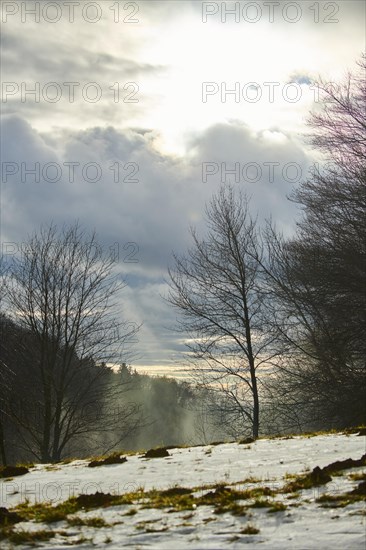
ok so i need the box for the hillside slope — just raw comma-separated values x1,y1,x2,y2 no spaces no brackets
1,432,365,548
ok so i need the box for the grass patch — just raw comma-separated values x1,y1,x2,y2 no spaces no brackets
10,454,362,538
34,483,264,518
246,497,286,513
242,486,275,498
302,429,338,438
137,484,276,514
140,489,195,512
316,479,366,507
250,498,272,509
267,501,287,513
161,486,192,497
284,472,297,480
348,472,366,482
349,509,366,516
202,516,215,523
15,499,79,523
241,524,260,534
214,502,246,516
124,508,138,516
67,515,110,527
238,437,255,445
1,527,59,545
282,453,366,493
317,493,365,508
198,485,274,504
287,492,300,500
136,521,168,533
228,477,262,488
282,466,332,493
13,490,141,524
343,426,366,436
58,457,76,465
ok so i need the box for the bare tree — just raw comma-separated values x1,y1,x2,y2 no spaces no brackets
3,223,140,462
0,259,11,465
167,187,280,438
0,363,9,465
261,56,366,429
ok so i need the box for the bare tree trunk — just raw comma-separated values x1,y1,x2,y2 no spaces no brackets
0,417,7,466
250,359,259,438
168,187,279,439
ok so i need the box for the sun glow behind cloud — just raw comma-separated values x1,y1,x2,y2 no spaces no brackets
126,15,341,156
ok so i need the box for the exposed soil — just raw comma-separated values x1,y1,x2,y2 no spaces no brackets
143,448,170,458
74,492,119,509
0,466,29,478
88,455,127,468
351,481,366,495
160,487,192,497
323,454,366,474
0,507,22,526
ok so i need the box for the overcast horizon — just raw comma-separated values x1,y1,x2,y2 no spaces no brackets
1,0,365,377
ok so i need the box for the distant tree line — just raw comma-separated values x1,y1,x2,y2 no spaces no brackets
0,222,224,466
0,318,223,465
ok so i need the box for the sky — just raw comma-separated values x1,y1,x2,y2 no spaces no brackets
1,0,365,377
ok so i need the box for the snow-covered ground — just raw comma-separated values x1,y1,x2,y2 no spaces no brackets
1,433,365,549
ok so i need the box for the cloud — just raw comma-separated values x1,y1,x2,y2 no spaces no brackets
1,18,165,131
1,114,315,370
290,75,312,86
189,121,312,232
1,0,364,374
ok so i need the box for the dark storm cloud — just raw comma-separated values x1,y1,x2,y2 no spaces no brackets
0,115,203,269
190,121,311,233
0,114,314,367
1,116,312,284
